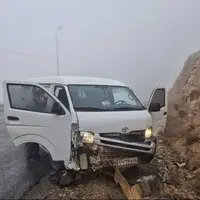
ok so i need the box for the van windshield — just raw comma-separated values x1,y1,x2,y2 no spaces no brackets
68,85,145,112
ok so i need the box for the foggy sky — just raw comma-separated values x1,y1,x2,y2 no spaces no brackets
1,0,200,103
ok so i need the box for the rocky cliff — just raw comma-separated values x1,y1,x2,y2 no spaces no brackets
161,51,200,198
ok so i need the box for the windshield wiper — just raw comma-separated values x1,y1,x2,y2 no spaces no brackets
111,107,144,111
75,106,106,111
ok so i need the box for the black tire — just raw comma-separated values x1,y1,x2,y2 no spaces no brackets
74,173,84,185
59,172,74,187
25,143,40,161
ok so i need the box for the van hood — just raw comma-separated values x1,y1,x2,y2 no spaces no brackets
77,110,152,133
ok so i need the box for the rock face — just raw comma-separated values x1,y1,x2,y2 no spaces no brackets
162,51,200,198
167,51,200,137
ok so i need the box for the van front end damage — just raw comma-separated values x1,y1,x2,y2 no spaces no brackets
49,130,157,199
74,130,157,171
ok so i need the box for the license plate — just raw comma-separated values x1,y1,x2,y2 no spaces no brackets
112,157,138,167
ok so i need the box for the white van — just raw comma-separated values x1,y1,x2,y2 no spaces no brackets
3,76,167,171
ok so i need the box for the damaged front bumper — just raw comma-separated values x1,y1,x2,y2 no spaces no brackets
78,132,157,171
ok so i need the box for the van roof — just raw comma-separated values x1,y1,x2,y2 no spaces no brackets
25,76,126,86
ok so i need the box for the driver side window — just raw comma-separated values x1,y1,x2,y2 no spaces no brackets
7,84,57,114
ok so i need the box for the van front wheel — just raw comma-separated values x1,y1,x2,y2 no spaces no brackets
25,143,40,162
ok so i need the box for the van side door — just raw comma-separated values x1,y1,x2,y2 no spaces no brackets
3,81,72,164
148,88,167,136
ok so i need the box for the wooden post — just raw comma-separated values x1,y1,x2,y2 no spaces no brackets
114,168,142,200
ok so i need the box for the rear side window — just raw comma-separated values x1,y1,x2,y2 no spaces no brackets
7,84,57,114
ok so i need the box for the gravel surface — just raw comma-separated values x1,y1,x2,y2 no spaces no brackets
22,136,200,199
156,137,199,199
23,173,126,199
22,140,162,199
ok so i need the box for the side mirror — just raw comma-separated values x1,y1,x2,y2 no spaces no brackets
52,102,65,115
148,102,161,112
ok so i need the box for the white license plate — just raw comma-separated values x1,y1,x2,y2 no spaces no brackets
112,157,138,167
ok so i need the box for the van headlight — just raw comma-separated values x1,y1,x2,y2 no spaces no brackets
145,127,152,138
80,131,95,144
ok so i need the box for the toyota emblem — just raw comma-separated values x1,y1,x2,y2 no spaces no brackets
121,127,129,133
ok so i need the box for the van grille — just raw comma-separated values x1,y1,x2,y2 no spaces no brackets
100,140,151,151
99,130,145,143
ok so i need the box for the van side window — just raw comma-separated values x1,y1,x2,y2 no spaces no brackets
54,86,70,110
7,84,58,114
